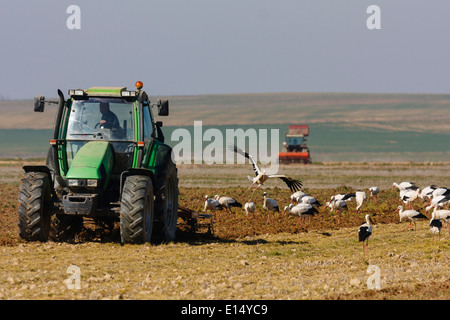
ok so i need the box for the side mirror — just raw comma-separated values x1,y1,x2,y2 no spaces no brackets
34,96,45,112
157,99,169,116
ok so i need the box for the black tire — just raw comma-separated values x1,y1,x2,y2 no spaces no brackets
154,163,179,243
50,214,83,242
18,172,52,241
120,175,154,244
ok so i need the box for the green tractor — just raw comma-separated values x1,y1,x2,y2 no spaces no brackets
18,82,179,244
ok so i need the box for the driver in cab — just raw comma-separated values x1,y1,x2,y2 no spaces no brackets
99,102,120,130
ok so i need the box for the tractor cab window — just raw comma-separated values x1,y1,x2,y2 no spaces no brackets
286,136,303,146
286,136,304,152
142,106,153,141
65,98,136,172
67,98,134,141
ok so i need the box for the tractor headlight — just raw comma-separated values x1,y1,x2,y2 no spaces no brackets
68,179,98,188
68,179,86,187
68,89,85,96
87,179,98,187
121,90,137,97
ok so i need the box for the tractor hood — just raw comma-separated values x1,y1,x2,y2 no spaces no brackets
65,141,114,183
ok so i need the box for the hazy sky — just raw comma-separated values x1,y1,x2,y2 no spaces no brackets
1,0,450,99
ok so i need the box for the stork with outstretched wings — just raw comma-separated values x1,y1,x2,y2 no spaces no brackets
230,145,302,197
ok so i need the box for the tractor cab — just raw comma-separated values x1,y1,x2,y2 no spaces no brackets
66,95,136,174
52,85,167,198
285,135,306,152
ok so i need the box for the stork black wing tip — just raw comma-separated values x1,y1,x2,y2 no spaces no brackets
228,144,249,156
227,144,237,152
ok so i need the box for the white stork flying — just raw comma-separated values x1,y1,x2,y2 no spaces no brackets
263,192,279,223
358,214,374,254
396,205,428,231
230,145,302,197
284,203,318,228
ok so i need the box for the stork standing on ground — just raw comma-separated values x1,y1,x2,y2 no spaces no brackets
230,145,302,198
263,192,279,223
355,191,366,213
331,193,356,202
368,187,379,204
425,194,450,211
299,195,320,208
326,199,348,212
214,195,242,214
418,185,437,201
430,207,450,232
204,195,221,213
396,205,428,231
284,203,318,228
429,210,443,243
431,187,450,199
328,193,354,222
358,214,374,254
400,188,420,209
326,199,348,224
244,199,256,218
290,190,307,203
392,182,417,191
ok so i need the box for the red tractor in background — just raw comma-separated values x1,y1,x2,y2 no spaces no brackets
278,125,311,164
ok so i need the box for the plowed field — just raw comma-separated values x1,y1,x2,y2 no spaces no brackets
0,162,449,300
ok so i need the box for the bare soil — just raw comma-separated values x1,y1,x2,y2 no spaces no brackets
0,162,449,300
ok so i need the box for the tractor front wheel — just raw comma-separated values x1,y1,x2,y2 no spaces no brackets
18,172,52,241
120,175,154,244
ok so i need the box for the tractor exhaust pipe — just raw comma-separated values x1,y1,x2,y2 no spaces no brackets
50,89,65,178
53,89,65,140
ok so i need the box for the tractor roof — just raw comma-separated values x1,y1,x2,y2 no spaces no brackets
69,86,138,98
86,87,127,97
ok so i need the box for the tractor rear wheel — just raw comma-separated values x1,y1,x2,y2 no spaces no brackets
18,172,52,242
154,162,179,243
120,175,154,244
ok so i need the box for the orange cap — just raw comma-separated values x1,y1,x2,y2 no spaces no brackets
135,81,143,90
